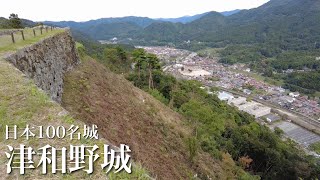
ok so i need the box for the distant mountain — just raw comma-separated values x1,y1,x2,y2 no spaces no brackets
0,17,37,28
155,10,240,24
43,9,241,40
0,17,10,28
45,16,156,40
45,16,155,29
44,0,320,50
220,9,241,16
133,0,320,50
155,12,209,24
21,18,37,27
85,22,142,40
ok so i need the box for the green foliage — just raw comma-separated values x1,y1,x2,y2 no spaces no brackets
126,52,320,179
284,71,320,92
270,51,320,70
310,142,320,154
87,45,133,73
128,48,161,89
76,42,86,60
9,13,23,29
148,89,169,105
78,36,320,179
186,136,198,162
219,45,263,64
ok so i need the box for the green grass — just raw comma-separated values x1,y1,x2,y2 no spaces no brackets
75,42,84,49
0,28,64,54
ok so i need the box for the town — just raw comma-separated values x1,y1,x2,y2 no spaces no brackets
141,46,320,151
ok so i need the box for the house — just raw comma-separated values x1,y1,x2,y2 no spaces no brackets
243,89,252,95
218,91,234,101
264,114,281,123
280,96,295,103
289,92,300,98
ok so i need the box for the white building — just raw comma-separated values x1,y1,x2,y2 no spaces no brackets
230,99,271,118
218,91,234,101
249,105,271,118
238,102,257,111
289,92,300,98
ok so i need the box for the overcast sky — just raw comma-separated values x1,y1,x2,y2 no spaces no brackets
1,0,269,22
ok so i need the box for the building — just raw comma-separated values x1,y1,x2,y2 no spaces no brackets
243,89,252,95
218,91,234,101
247,105,271,118
280,96,295,103
289,92,300,98
228,97,247,106
238,102,257,111
264,114,281,123
236,101,271,118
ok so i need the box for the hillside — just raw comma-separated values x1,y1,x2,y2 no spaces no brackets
61,56,248,179
0,29,151,179
59,39,320,179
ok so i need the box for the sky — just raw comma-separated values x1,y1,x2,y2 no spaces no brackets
1,0,269,22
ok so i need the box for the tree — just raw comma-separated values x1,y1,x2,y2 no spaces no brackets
116,46,127,61
132,49,147,81
146,53,160,89
9,13,22,29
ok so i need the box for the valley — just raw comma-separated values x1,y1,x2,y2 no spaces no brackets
1,0,320,179
141,46,320,152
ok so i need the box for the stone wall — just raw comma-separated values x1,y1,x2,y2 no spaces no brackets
4,30,80,102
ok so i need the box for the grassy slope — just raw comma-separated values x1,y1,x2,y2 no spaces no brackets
0,31,150,179
62,56,248,179
0,28,65,54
